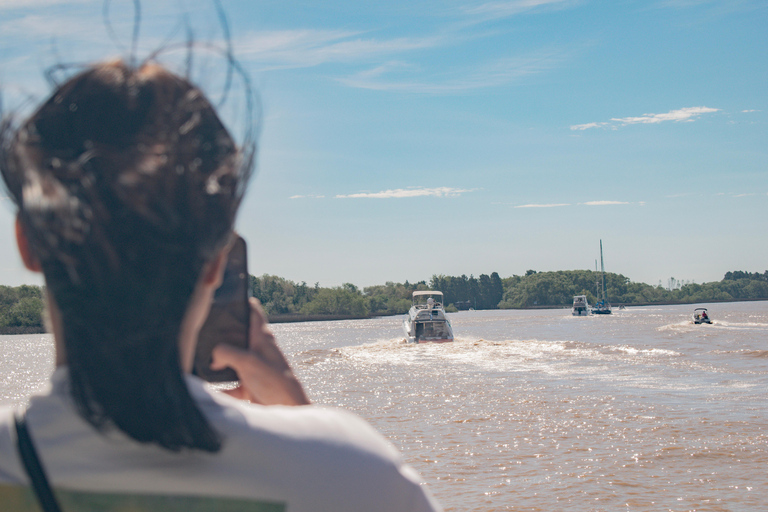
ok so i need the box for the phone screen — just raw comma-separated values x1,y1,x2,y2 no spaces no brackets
193,236,250,382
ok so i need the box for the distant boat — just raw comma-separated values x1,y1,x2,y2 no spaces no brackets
572,295,589,316
692,308,712,324
403,291,454,343
591,240,612,315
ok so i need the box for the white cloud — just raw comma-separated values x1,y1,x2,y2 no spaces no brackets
570,122,607,131
613,106,719,124
336,187,472,199
514,200,638,207
742,109,759,113
290,194,326,199
515,203,570,208
571,106,719,130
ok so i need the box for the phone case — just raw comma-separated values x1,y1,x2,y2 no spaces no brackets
193,236,250,382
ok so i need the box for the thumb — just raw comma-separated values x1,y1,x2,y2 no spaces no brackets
211,343,246,372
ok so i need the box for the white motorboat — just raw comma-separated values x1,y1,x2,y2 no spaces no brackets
402,291,454,343
572,295,589,316
693,308,712,324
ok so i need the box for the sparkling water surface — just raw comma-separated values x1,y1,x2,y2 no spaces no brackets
2,301,766,511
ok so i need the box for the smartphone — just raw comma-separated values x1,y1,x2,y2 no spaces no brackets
193,235,250,382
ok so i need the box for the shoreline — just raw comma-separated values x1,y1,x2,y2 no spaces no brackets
2,298,765,333
270,297,768,322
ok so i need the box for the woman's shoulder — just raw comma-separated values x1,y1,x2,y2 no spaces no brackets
199,393,440,511
0,406,24,484
194,380,402,463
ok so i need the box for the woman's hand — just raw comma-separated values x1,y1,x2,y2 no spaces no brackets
211,298,310,406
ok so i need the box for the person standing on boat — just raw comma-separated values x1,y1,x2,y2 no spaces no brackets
0,59,441,512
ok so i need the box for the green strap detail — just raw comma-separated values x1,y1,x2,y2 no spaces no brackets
0,484,286,512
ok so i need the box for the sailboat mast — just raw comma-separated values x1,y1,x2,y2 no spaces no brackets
595,259,599,300
600,239,606,304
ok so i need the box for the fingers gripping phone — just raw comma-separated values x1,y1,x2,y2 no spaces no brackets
194,236,250,382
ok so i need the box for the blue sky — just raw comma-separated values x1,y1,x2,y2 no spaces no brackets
0,0,766,289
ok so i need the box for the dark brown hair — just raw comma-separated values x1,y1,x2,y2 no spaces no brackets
0,60,254,451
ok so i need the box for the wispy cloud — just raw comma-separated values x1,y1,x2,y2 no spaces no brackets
339,51,562,93
742,109,759,113
234,18,565,92
236,29,444,69
336,187,473,199
0,12,97,39
290,194,326,199
464,0,576,20
515,200,636,208
613,106,719,125
515,203,570,208
571,122,608,131
654,0,766,17
0,0,95,9
571,106,719,130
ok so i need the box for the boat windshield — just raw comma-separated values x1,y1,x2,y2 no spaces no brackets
413,292,444,309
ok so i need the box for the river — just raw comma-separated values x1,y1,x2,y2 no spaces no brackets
2,301,766,511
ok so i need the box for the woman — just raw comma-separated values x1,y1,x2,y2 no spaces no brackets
0,61,440,511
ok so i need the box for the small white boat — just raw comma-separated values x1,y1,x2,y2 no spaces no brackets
572,295,589,316
693,308,712,324
403,291,454,343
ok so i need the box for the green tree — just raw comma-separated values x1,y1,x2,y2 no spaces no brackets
300,286,369,316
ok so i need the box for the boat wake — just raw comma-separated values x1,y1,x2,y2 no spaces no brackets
657,320,697,332
338,336,683,375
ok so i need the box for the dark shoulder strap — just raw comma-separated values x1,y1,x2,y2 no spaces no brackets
14,413,63,512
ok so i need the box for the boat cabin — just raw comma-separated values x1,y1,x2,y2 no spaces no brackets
411,291,445,310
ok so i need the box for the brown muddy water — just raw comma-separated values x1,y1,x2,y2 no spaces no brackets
2,301,766,511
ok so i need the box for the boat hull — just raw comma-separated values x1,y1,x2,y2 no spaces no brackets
403,291,454,343
693,308,712,324
402,313,454,343
572,295,589,316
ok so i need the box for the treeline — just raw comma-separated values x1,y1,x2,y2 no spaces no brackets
2,270,767,330
499,269,768,308
0,285,45,333
250,269,768,314
249,273,506,317
250,276,420,317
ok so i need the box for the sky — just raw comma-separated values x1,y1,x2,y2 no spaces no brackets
0,0,766,289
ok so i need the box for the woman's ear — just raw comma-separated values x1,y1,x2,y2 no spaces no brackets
15,215,42,272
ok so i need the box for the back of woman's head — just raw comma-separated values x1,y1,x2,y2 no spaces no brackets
0,60,253,451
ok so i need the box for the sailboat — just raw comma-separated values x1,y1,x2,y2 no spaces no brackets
591,240,612,315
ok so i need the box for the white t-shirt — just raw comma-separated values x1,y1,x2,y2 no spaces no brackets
0,368,441,512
